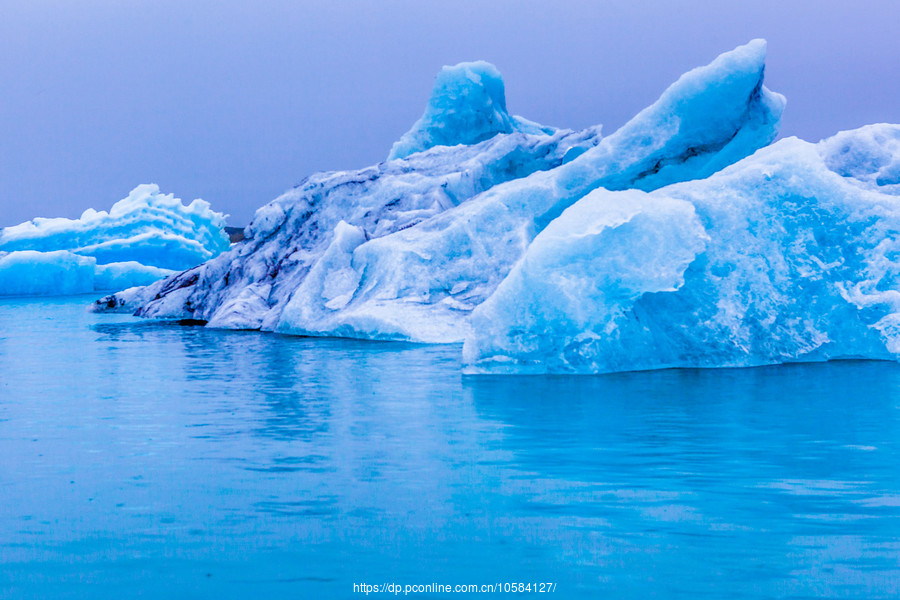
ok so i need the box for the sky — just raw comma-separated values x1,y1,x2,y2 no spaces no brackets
1,0,899,227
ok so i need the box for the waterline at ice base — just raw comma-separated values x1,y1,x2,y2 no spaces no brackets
85,40,900,375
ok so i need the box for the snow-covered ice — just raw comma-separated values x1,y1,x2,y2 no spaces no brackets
0,185,226,296
464,125,900,373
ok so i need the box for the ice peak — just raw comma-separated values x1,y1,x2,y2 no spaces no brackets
586,39,784,195
388,61,552,160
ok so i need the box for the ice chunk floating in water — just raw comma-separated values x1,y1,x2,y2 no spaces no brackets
464,125,900,373
0,185,228,296
98,40,783,346
0,250,175,297
0,251,97,296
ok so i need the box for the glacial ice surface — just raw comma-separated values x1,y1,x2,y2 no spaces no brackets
102,41,784,344
0,185,225,296
464,125,900,373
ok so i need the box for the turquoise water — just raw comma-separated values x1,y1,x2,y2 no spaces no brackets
1,296,899,599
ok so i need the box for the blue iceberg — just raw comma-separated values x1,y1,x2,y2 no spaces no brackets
0,250,98,296
0,184,228,296
0,250,175,297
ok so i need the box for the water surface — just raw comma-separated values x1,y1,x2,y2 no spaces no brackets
1,296,899,598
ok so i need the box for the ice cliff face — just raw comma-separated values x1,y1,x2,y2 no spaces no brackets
98,40,784,345
0,185,228,296
464,126,900,373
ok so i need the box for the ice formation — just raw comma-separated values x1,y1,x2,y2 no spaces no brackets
96,41,783,346
0,251,97,296
1,184,228,270
464,125,900,373
0,185,226,296
388,61,555,160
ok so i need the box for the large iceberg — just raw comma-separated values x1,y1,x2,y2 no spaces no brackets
89,41,900,376
464,125,900,373
0,184,228,296
96,40,783,345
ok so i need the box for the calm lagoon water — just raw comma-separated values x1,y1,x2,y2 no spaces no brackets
1,295,899,599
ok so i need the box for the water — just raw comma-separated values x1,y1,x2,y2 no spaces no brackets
1,295,899,599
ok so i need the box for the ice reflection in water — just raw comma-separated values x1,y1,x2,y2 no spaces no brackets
0,295,898,599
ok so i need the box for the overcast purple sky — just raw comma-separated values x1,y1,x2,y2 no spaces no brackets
1,0,899,226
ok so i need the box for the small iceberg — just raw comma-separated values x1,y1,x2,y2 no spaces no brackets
0,184,228,296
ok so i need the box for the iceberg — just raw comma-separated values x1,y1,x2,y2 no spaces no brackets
97,41,783,344
0,185,227,296
464,125,900,374
1,184,228,270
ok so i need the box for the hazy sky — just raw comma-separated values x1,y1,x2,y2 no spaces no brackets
1,0,899,226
